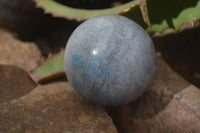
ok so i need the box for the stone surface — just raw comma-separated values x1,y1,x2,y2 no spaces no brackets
0,29,41,71
0,65,36,104
0,29,117,132
111,85,200,133
0,82,118,133
108,57,200,133
64,15,157,106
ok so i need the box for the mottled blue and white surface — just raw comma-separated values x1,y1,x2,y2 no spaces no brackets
64,15,157,106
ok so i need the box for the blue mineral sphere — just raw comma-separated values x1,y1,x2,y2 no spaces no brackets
64,15,156,106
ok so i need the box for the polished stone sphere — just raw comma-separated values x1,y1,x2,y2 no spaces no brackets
64,15,157,106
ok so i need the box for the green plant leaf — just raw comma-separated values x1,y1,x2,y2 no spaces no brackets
144,0,200,32
122,0,200,32
34,0,200,32
29,51,65,83
138,0,151,27
34,0,139,21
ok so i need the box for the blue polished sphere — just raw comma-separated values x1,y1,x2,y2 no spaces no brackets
64,15,156,106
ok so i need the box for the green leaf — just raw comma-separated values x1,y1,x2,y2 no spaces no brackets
123,0,200,32
138,0,151,27
34,0,139,21
145,0,200,32
29,51,65,83
35,0,200,32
